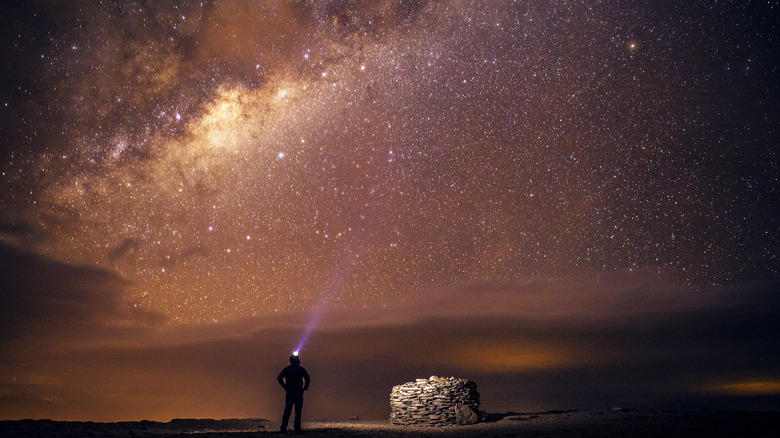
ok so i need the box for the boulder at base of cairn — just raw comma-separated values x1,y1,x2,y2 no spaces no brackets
455,402,479,425
389,376,480,426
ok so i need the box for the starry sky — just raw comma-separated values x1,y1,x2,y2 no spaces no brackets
1,0,778,422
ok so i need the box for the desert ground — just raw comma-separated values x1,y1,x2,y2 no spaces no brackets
1,409,778,437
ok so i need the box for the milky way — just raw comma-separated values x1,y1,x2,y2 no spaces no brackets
1,1,777,323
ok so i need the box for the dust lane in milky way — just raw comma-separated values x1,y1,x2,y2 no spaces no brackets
1,1,777,322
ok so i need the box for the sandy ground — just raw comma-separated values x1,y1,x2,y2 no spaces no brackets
1,410,778,437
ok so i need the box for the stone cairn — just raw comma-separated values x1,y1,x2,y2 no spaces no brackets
389,376,480,426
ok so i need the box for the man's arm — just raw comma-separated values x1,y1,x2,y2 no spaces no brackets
277,369,287,389
302,368,310,391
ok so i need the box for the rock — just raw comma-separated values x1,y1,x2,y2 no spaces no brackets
455,402,479,425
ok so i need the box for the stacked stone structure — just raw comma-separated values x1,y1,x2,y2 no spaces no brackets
389,376,480,426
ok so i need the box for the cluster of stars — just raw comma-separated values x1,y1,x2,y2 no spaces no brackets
0,1,777,323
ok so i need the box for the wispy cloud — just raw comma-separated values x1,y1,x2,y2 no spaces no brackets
1,254,778,420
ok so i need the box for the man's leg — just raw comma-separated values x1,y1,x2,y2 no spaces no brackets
293,394,304,432
281,393,295,432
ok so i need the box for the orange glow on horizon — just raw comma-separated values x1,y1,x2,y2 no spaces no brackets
448,342,581,373
703,379,780,396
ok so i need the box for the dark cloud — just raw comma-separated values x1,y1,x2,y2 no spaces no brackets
297,276,780,414
0,239,166,419
108,238,141,261
0,241,164,346
0,211,51,248
1,271,777,420
160,246,207,269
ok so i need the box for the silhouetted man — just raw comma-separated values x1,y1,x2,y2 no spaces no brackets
277,353,310,434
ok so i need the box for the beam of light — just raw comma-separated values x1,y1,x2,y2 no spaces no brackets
295,236,364,355
294,272,344,354
295,306,323,354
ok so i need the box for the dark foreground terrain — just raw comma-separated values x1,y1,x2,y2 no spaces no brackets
1,410,778,437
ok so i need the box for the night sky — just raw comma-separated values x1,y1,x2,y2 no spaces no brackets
1,0,778,422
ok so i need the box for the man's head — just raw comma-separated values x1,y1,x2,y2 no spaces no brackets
290,354,301,365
